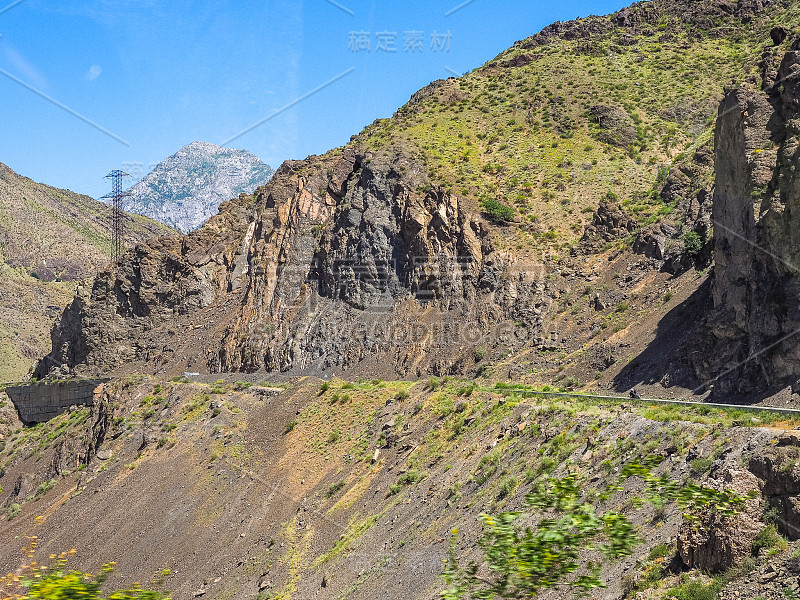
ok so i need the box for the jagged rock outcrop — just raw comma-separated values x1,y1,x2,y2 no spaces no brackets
677,466,763,572
581,146,714,272
750,432,800,540
719,553,800,600
589,104,637,148
634,145,715,272
520,0,777,51
686,40,800,397
579,202,637,250
632,223,672,261
214,150,549,376
35,149,552,379
35,199,252,378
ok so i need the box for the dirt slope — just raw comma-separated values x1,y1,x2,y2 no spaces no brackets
3,377,800,599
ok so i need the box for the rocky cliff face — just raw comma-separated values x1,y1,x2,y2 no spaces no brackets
121,142,274,233
36,148,550,379
687,39,800,398
35,198,251,378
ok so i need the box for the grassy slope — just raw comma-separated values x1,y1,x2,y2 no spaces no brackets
337,1,800,258
0,163,176,382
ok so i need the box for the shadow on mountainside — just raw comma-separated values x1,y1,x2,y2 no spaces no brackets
613,276,798,406
613,277,712,397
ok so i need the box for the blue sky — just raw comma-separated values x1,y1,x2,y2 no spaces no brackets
0,0,631,198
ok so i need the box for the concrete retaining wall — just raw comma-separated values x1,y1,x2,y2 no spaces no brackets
5,379,109,425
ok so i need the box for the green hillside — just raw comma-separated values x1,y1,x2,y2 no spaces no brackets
342,0,799,255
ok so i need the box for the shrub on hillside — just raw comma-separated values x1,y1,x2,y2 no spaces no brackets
1,547,170,600
683,230,703,257
480,198,514,222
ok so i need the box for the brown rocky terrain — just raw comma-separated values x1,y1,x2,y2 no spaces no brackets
3,376,800,599
29,1,800,407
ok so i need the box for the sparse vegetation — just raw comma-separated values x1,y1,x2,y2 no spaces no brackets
325,480,346,498
480,198,514,222
0,547,171,600
443,466,751,599
752,524,788,555
6,3,800,598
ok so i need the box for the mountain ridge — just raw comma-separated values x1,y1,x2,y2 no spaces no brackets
120,141,275,233
11,2,800,599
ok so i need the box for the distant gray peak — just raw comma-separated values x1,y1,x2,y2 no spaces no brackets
119,142,274,233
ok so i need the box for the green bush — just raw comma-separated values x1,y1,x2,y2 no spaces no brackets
443,465,752,599
325,481,346,498
35,479,56,499
667,580,719,600
648,543,672,560
689,456,713,474
5,503,21,520
683,230,703,257
8,559,171,600
398,469,422,485
457,383,477,397
474,451,501,486
480,198,514,221
752,524,788,554
497,476,518,499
